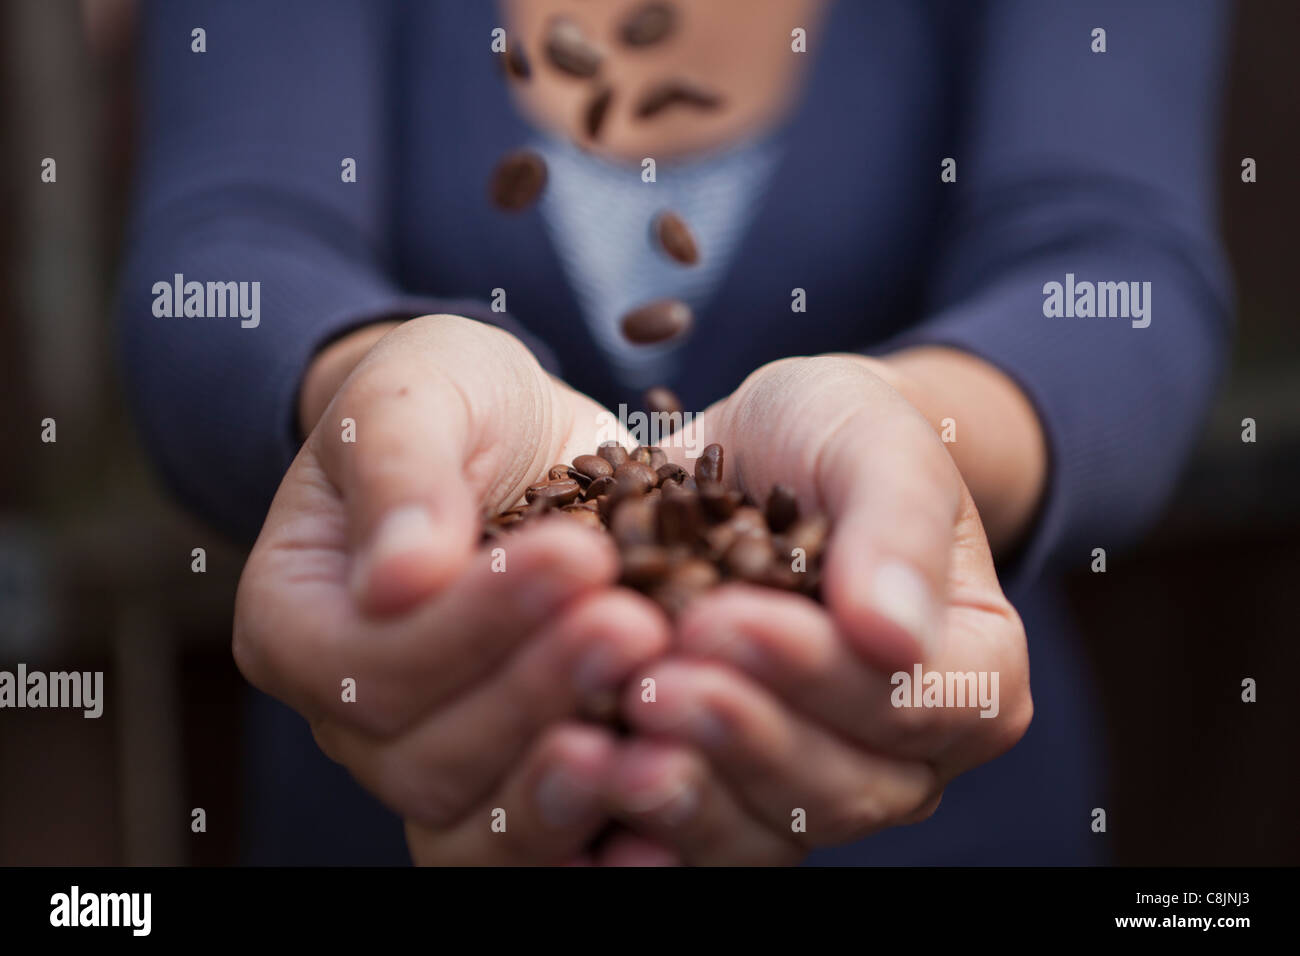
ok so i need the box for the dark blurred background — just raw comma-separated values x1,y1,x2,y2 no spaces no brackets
1,0,1295,865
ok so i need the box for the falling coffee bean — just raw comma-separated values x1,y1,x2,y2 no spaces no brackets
584,85,614,139
620,2,677,47
620,298,693,345
644,386,683,420
489,150,548,211
653,211,700,266
635,79,722,119
545,16,604,78
504,43,531,80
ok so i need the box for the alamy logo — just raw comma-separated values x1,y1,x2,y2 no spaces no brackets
1042,273,1151,328
594,403,703,453
151,273,260,328
50,886,151,936
0,664,103,718
890,665,999,718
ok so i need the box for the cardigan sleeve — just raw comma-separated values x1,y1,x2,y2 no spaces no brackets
118,0,555,542
884,0,1234,590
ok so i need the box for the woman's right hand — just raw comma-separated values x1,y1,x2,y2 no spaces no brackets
233,314,672,864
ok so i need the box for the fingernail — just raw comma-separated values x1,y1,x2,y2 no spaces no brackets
516,566,581,616
536,767,597,829
619,779,698,827
686,705,729,750
693,627,746,658
870,560,940,659
350,505,436,596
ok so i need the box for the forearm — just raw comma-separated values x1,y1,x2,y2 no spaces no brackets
873,346,1047,556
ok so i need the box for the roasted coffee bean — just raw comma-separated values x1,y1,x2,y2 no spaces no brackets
667,557,720,591
504,43,531,80
695,442,724,484
525,478,581,506
656,462,688,486
697,479,737,520
725,534,775,582
525,494,556,518
611,495,656,547
572,454,613,481
657,486,701,546
597,441,630,468
635,78,722,119
489,150,547,211
620,298,693,345
765,484,799,533
544,16,604,77
548,464,572,481
619,544,672,586
648,447,668,470
644,386,683,422
650,558,719,617
703,521,738,560
584,85,614,139
630,446,653,466
561,506,604,530
619,2,677,47
585,474,616,500
783,514,829,560
728,506,769,539
653,211,699,266
614,460,658,495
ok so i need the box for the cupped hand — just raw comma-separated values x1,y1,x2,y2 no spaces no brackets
233,314,672,864
605,354,1033,864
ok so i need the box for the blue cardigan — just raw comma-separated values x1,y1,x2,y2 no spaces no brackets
119,0,1232,865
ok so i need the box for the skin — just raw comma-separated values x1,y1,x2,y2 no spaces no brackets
234,315,1044,865
236,1,1047,865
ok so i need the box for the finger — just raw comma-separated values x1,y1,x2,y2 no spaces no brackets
313,588,672,826
404,722,616,866
624,660,937,847
240,518,620,736
606,738,802,865
818,403,962,670
593,829,682,867
312,353,478,616
676,583,1027,769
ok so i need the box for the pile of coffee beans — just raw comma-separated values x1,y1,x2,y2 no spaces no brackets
482,440,829,616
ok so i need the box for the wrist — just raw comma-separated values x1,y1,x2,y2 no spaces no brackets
867,347,1047,555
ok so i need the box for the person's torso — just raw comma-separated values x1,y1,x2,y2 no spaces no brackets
388,0,966,412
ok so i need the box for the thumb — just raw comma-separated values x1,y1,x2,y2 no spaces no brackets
316,369,478,617
819,412,961,671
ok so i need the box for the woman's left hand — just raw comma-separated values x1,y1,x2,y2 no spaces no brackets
604,354,1034,864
